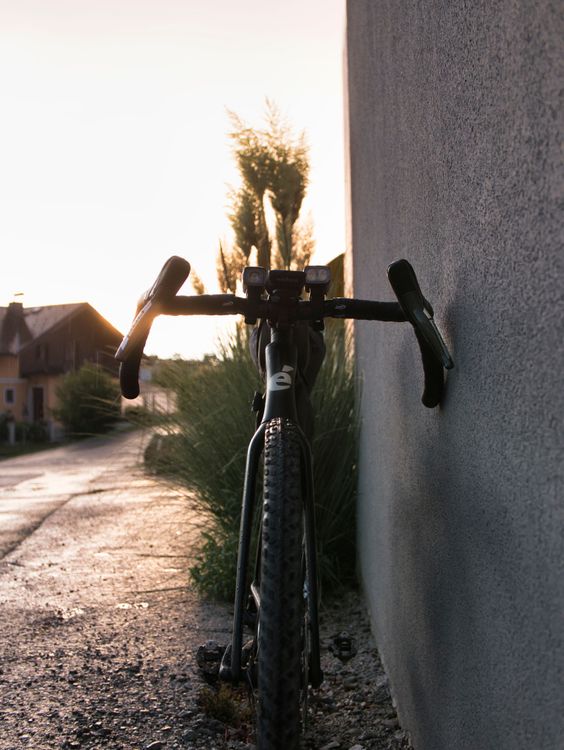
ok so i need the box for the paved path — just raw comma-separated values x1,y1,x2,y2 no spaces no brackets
0,431,148,558
0,430,232,750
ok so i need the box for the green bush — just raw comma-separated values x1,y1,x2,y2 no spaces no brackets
17,420,49,443
53,363,121,436
151,325,358,600
0,415,49,443
189,530,242,602
310,330,358,591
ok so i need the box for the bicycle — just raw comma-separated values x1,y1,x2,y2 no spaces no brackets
116,256,453,749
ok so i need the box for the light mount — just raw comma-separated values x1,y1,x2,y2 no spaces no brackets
304,265,331,294
242,266,267,293
242,266,267,324
304,265,331,330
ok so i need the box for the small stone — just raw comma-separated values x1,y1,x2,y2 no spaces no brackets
348,745,365,750
320,741,341,750
382,717,399,729
146,742,165,750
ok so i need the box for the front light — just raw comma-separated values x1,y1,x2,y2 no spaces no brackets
242,266,267,292
305,265,331,289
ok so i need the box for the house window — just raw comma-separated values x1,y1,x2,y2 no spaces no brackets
35,343,49,363
4,388,15,405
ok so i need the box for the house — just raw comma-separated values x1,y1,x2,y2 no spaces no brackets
0,301,122,439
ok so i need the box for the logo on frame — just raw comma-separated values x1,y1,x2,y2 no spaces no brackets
268,365,294,391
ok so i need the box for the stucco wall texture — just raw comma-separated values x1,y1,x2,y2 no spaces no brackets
345,2,563,749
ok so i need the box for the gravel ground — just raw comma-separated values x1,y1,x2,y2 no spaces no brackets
0,433,413,750
303,592,413,750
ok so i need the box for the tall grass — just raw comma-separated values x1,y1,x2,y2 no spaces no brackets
310,329,358,591
151,324,358,599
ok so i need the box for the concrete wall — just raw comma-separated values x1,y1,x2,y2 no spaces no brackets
345,2,563,749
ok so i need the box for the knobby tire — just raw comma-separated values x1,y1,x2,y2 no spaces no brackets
257,417,305,750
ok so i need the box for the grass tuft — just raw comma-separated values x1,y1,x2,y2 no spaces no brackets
198,683,253,727
149,324,358,599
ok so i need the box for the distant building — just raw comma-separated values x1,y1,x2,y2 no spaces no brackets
0,301,122,439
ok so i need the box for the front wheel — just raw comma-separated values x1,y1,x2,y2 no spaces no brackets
256,417,305,750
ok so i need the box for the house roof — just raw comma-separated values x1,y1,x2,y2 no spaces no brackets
0,302,113,355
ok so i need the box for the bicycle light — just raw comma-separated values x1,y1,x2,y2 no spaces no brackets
242,266,267,293
242,266,267,325
305,265,331,292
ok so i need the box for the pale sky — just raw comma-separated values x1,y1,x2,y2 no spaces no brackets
0,0,346,359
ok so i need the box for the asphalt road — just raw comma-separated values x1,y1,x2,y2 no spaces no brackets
0,430,148,559
0,429,233,750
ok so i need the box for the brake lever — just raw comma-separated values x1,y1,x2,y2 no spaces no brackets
388,259,454,370
411,302,454,370
115,256,191,363
115,298,158,362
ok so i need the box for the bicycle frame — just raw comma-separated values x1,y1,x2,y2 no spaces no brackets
116,256,453,747
222,326,323,689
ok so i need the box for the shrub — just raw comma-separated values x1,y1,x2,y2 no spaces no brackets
144,432,180,475
17,420,49,443
310,330,358,591
153,330,261,533
53,363,121,436
151,325,358,600
0,415,49,445
189,530,242,602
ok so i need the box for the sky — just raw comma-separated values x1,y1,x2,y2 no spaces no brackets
0,0,347,359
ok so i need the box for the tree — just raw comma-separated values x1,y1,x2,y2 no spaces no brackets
53,364,121,436
217,102,314,292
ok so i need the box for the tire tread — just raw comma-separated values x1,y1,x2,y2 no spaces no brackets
257,417,303,750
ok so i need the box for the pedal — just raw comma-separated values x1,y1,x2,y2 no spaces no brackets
218,643,232,682
329,632,357,661
196,640,226,683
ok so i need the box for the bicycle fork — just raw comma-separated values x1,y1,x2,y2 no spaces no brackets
219,338,323,688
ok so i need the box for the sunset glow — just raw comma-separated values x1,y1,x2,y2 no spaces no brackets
0,0,346,359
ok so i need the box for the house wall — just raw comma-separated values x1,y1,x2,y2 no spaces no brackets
345,3,563,750
0,305,122,441
0,355,27,420
25,374,65,439
26,374,59,414
19,307,121,378
0,355,19,378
